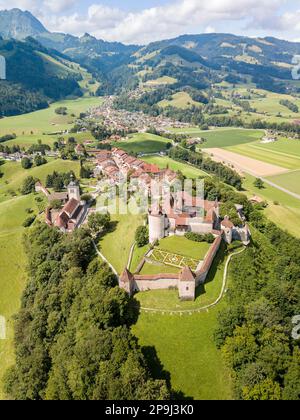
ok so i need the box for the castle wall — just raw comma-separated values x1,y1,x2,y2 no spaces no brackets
195,235,222,286
134,277,178,292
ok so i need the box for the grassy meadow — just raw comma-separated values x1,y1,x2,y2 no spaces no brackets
132,305,232,400
0,97,102,137
243,174,300,238
0,194,39,399
112,132,171,154
0,159,80,203
142,155,208,178
159,91,203,109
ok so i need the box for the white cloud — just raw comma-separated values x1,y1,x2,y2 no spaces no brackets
43,0,76,14
46,0,290,44
1,0,300,44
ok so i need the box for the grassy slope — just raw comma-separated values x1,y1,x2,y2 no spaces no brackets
0,159,80,203
0,194,38,399
99,212,145,274
142,155,208,178
243,174,300,238
132,306,232,400
159,92,203,109
0,97,102,137
112,133,171,154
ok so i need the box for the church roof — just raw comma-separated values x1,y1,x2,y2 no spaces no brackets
62,198,80,217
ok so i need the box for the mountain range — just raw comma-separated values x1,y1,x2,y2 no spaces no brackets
1,8,300,116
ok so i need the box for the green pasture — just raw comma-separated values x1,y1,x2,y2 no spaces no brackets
112,133,171,154
0,159,80,203
142,155,208,178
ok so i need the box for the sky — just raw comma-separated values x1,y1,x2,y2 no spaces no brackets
1,0,300,44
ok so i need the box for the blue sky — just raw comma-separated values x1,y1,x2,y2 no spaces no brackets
1,0,300,44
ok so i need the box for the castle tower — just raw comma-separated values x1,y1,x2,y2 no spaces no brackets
149,213,165,243
67,176,80,202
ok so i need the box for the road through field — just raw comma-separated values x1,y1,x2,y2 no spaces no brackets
205,148,300,201
205,148,289,177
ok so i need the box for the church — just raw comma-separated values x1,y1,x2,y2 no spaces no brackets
44,178,88,233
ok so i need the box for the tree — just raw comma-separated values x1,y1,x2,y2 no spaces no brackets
135,226,148,248
242,379,281,401
283,348,300,400
21,157,32,170
20,176,36,195
55,107,68,115
88,213,111,237
254,178,264,189
50,200,62,210
34,155,47,167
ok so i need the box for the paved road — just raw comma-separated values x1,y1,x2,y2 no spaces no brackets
261,177,300,201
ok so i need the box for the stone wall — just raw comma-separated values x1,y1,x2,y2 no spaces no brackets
195,235,222,286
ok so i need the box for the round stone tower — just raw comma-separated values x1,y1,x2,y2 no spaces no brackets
149,214,165,244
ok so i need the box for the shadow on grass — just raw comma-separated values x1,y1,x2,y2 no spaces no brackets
194,242,227,300
97,220,119,245
141,345,193,400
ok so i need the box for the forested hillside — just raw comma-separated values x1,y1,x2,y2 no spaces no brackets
215,211,300,400
4,223,169,400
0,37,83,116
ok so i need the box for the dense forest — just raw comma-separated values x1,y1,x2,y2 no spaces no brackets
4,223,169,400
215,209,300,400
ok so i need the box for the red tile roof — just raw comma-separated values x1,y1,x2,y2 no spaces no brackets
179,266,195,282
62,198,80,217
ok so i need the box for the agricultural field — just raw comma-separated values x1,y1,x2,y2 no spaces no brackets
111,132,171,154
205,148,288,177
243,174,300,238
267,170,300,195
200,128,263,149
142,155,208,178
227,142,300,170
